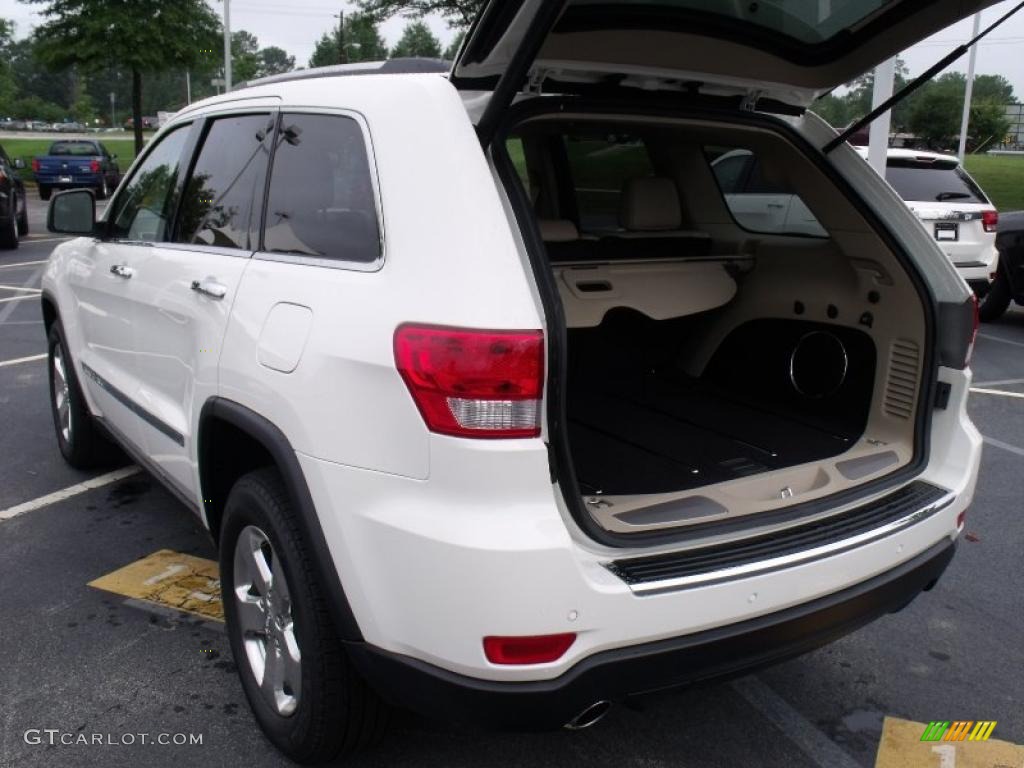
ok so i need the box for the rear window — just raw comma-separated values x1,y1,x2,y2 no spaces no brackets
564,133,654,232
884,161,989,204
263,113,381,265
49,142,99,156
706,146,827,238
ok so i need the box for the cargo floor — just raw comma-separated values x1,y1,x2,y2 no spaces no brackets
567,376,859,496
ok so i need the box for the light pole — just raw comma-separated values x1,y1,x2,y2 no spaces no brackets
333,10,347,64
110,91,115,130
958,12,982,161
867,57,896,177
223,0,232,92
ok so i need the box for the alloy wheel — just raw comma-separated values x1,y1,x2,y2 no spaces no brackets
52,343,72,443
233,525,302,717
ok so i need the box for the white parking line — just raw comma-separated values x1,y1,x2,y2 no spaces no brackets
983,436,1024,458
21,237,67,244
977,332,1024,350
731,676,862,768
0,295,34,304
0,467,141,522
971,387,1024,399
973,377,1024,387
0,260,47,269
0,285,41,293
0,353,46,368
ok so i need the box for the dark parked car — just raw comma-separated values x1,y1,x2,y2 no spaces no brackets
979,210,1024,321
0,142,28,249
32,139,120,201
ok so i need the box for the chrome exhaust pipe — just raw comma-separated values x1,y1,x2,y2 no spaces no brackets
564,700,612,730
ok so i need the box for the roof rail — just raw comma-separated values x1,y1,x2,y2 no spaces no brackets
238,58,450,90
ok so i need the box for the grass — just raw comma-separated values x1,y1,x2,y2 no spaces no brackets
963,154,1024,212
0,137,140,184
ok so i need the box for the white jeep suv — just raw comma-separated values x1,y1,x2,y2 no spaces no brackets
43,1,987,763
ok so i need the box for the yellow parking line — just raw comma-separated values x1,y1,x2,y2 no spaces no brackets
875,717,1023,767
88,549,224,622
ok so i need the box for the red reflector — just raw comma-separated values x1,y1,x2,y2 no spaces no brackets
31,158,40,173
394,324,544,438
982,210,998,233
89,159,101,173
956,510,966,529
483,634,576,665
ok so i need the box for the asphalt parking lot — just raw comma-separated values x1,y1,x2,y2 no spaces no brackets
0,195,1022,768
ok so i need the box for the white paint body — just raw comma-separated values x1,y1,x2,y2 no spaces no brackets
42,73,981,684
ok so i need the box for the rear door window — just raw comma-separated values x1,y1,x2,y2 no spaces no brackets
109,126,190,242
884,162,989,204
263,113,381,265
707,146,827,238
175,113,274,250
565,133,654,232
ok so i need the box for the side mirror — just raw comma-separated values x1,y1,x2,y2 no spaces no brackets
48,189,97,235
12,158,25,170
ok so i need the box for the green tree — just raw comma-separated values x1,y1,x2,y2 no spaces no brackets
908,75,964,150
356,0,482,28
390,20,442,59
71,76,96,123
443,30,465,60
259,46,295,77
232,30,262,83
26,0,221,153
0,19,17,112
345,13,389,62
969,100,1012,151
309,32,340,68
972,74,1014,104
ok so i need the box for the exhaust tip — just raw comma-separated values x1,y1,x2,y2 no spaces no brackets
564,700,612,730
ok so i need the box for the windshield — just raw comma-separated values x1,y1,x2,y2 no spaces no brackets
49,142,100,156
570,0,890,43
884,161,989,204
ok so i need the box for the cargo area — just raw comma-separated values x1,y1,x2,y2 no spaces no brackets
506,111,929,534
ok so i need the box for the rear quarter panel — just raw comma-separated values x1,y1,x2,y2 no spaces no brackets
217,74,544,479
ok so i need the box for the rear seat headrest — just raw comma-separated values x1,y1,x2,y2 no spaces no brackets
538,219,580,242
619,177,683,232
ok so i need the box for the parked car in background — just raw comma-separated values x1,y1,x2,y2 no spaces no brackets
978,211,1024,321
0,141,29,248
32,139,120,200
856,148,999,302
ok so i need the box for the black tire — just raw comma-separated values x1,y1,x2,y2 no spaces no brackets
220,468,390,764
47,322,118,468
16,191,28,236
978,269,1013,323
96,177,109,201
39,184,52,201
0,210,17,250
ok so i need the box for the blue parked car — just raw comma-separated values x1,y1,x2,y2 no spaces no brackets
33,140,120,201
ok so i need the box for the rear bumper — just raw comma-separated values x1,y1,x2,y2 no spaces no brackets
35,173,104,187
347,539,955,731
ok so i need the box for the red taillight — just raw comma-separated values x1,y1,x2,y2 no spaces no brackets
394,324,544,438
89,159,101,173
31,158,40,173
982,210,998,233
483,634,576,665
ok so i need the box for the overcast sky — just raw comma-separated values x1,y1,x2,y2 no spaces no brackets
2,0,1023,97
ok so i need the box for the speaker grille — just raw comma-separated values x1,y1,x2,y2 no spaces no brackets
884,339,920,419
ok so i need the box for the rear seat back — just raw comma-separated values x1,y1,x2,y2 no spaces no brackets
600,176,712,259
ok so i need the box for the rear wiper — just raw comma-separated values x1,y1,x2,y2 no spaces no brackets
824,0,1024,153
936,192,971,201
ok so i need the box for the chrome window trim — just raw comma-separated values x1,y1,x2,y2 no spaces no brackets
619,492,956,595
253,107,386,274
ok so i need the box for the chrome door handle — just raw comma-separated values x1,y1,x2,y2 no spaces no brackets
191,278,227,300
109,264,134,279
